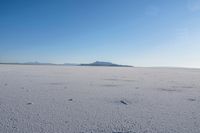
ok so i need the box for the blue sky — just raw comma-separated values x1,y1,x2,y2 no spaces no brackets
0,0,200,67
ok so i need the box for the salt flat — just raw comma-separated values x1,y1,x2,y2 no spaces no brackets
0,65,200,133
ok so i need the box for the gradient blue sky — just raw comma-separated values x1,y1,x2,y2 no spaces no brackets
0,0,200,67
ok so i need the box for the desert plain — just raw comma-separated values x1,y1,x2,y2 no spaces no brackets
0,64,200,133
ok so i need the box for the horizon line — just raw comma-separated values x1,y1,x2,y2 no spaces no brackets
0,62,200,69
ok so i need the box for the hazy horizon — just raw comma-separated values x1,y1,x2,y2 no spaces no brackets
1,0,200,68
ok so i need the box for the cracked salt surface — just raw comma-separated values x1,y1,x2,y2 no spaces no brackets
0,65,200,133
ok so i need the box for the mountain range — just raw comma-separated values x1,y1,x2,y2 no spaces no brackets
0,61,133,67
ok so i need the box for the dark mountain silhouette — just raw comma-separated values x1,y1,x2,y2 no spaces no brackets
80,61,133,67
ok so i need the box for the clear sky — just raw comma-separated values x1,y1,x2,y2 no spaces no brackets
0,0,200,67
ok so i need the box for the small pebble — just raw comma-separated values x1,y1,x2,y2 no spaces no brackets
68,99,73,101
26,102,33,105
188,98,196,101
120,100,128,105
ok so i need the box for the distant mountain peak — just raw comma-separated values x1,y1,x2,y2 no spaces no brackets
92,61,115,65
80,61,133,67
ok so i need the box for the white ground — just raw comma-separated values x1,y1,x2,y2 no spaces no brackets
0,65,200,133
